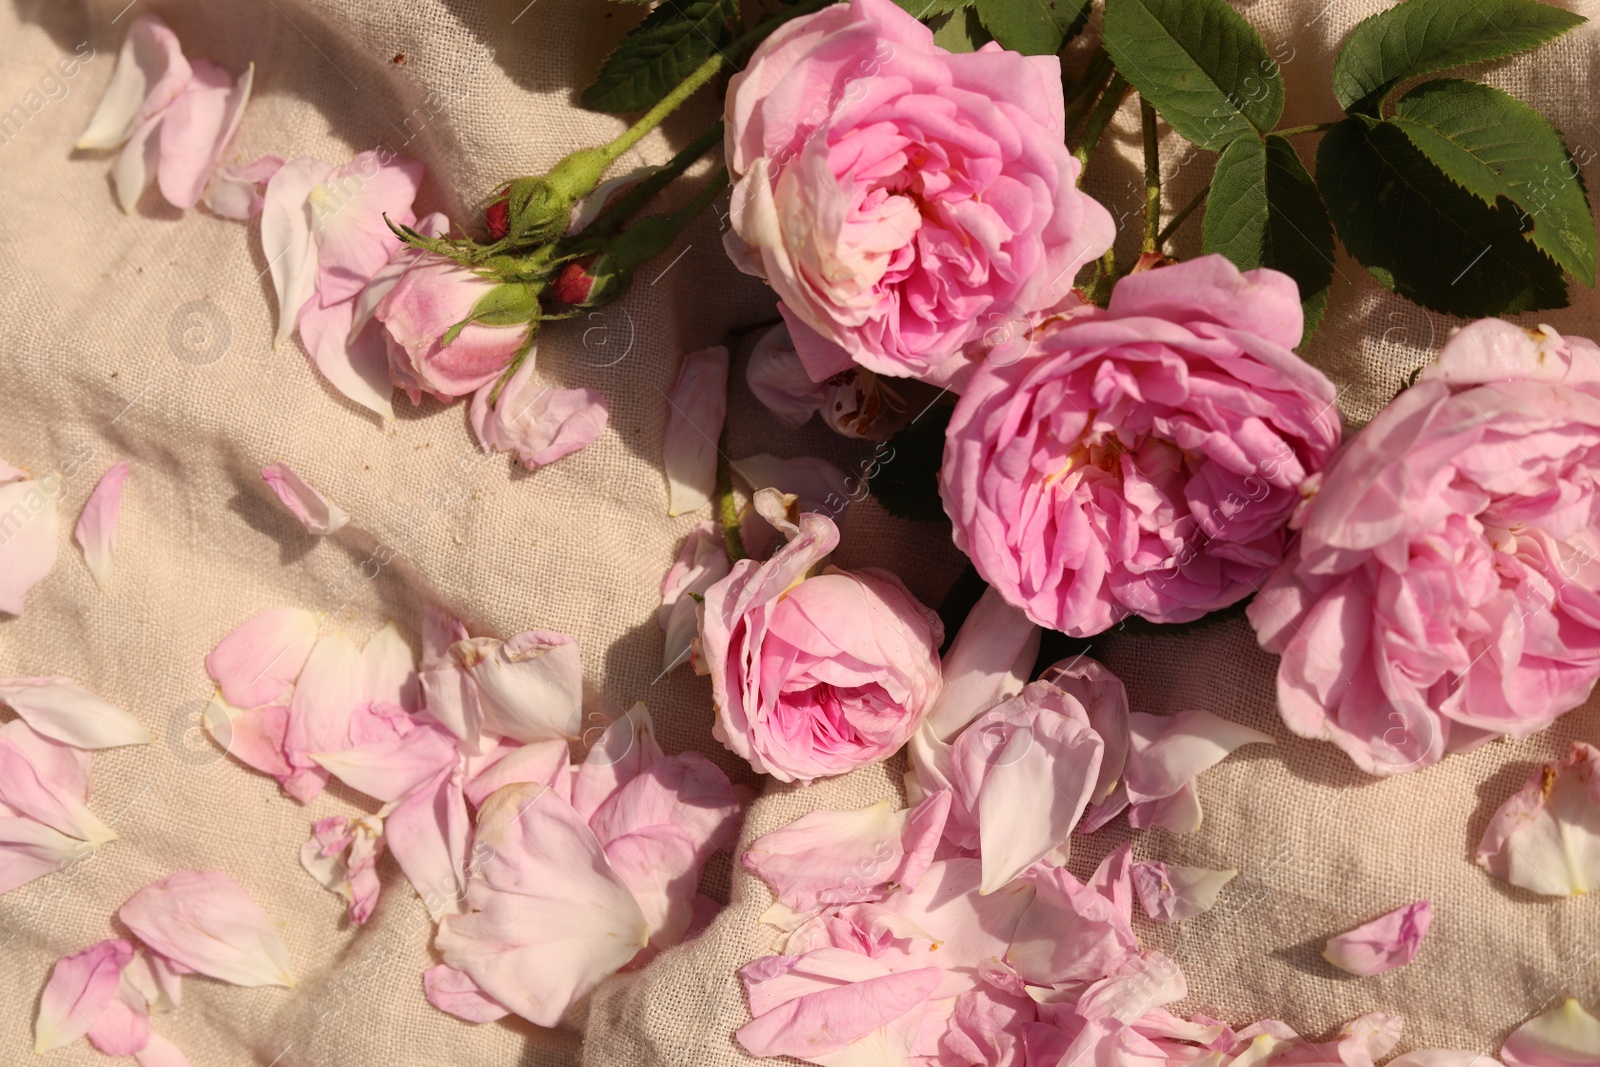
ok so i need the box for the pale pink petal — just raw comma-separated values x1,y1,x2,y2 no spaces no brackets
113,115,163,213
421,605,469,669
35,938,133,1053
450,631,585,747
206,607,320,709
462,738,570,810
77,15,191,149
746,324,826,428
0,676,152,749
157,60,252,210
85,984,152,1056
207,697,293,780
434,783,650,1026
1,718,91,797
360,622,419,712
896,789,951,894
729,453,850,514
1041,656,1131,804
310,153,424,304
1076,952,1187,1022
119,871,295,987
311,724,458,803
744,799,908,911
121,949,182,1014
571,702,665,824
0,734,116,844
470,354,608,470
588,752,741,861
1008,845,1137,986
0,817,89,894
664,346,729,516
659,522,729,674
263,157,335,346
71,461,130,590
1391,1055,1505,1067
924,586,1040,743
385,770,471,921
134,1033,193,1067
284,631,364,794
1122,709,1273,833
261,463,349,536
297,292,395,420
736,948,941,1062
423,963,510,1024
300,814,384,924
1323,901,1432,976
349,211,451,343
1477,742,1600,896
878,858,1035,996
566,165,663,234
1131,862,1236,922
1502,999,1600,1067
203,155,282,220
605,825,699,948
0,473,60,616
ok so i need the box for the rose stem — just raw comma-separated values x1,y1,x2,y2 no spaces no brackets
716,432,746,563
1156,181,1209,248
1140,96,1160,255
1072,72,1131,176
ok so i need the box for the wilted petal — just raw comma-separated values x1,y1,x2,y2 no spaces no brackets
453,631,585,746
263,157,336,346
663,346,729,516
74,461,130,590
311,724,458,803
157,60,252,209
203,154,282,219
659,522,729,675
0,472,59,616
1008,845,1137,986
386,769,472,921
878,858,1035,994
35,938,133,1053
924,586,1040,743
571,701,665,824
119,870,295,987
112,114,164,213
1323,901,1432,976
261,463,349,536
296,292,395,420
1477,742,1600,896
207,607,319,710
77,15,191,150
605,826,699,949
1130,861,1236,922
434,783,650,1027
1122,709,1273,833
300,814,384,924
1502,999,1600,1067
423,963,510,1024
746,324,826,428
1076,952,1186,1022
470,354,608,470
744,800,908,911
0,677,152,749
566,165,663,233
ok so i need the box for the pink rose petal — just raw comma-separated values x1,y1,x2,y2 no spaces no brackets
1502,999,1600,1067
469,352,608,470
1478,742,1600,897
76,16,192,150
74,461,130,590
261,463,349,536
1131,861,1237,922
423,963,510,1024
663,345,729,516
157,59,252,209
205,607,320,709
0,676,152,749
34,938,134,1053
119,870,295,987
1322,901,1432,976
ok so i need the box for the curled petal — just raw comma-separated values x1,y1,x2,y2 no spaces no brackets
261,463,349,536
1322,901,1432,976
424,963,510,1024
729,453,851,514
77,15,191,150
119,871,295,987
74,461,130,589
924,585,1041,743
206,607,319,709
309,152,423,304
659,522,729,674
470,354,608,470
572,701,665,824
604,826,699,949
1390,1055,1505,1067
204,154,283,220
0,676,153,749
263,157,336,347
297,292,395,420
35,938,134,1053
0,472,60,616
121,949,183,1014
283,632,364,798
1008,845,1137,986
462,738,571,810
663,346,729,516
1041,656,1130,804
452,631,584,747
588,752,741,860
1478,742,1600,896
385,769,471,921
1122,709,1272,833
1130,861,1236,922
1502,999,1600,1067
736,948,941,1063
746,324,826,428
157,60,252,209
300,814,384,924
743,799,909,911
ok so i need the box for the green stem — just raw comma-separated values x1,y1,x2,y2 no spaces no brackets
1140,96,1160,255
585,122,727,240
1072,73,1131,177
716,441,745,562
603,55,725,164
1061,48,1114,142
1273,121,1340,137
1155,180,1208,248
1090,245,1116,306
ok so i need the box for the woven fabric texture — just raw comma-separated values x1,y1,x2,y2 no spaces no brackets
0,1,1595,1065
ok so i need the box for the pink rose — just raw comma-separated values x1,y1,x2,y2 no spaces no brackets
698,512,943,781
1250,319,1600,774
942,255,1341,637
375,255,528,403
723,0,1113,386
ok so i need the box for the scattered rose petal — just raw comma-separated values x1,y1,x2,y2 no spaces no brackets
300,814,384,924
261,463,349,536
428,630,585,751
119,870,295,988
1502,999,1600,1067
1008,845,1137,986
122,949,183,1014
0,677,153,749
423,963,511,1024
0,817,93,895
76,16,191,150
85,982,152,1056
205,607,320,709
470,352,608,470
0,731,116,845
35,938,133,1053
203,154,283,219
74,461,130,590
1131,861,1237,922
385,768,471,922
1323,901,1432,976
311,724,457,804
1119,709,1273,833
663,345,729,516
134,1033,193,1067
571,702,665,824
658,522,729,675
158,60,253,209
1478,742,1600,897
0,465,60,616
1390,1054,1505,1067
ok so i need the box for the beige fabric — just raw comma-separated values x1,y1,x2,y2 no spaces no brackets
0,1,1594,1065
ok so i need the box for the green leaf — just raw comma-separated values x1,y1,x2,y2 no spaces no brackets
870,406,952,523
974,0,1090,55
1102,0,1283,151
1202,133,1336,344
929,6,993,52
1317,115,1567,317
580,0,735,113
1389,78,1595,286
1331,0,1583,114
891,0,970,17
468,282,541,326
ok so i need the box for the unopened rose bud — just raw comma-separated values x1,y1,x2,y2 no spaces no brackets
551,254,624,308
485,190,510,241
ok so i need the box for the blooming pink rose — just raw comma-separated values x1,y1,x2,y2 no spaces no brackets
943,255,1342,637
698,512,943,781
1250,319,1600,774
375,256,528,403
723,0,1113,386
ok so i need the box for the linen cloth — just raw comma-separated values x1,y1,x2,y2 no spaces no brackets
0,0,1595,1064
